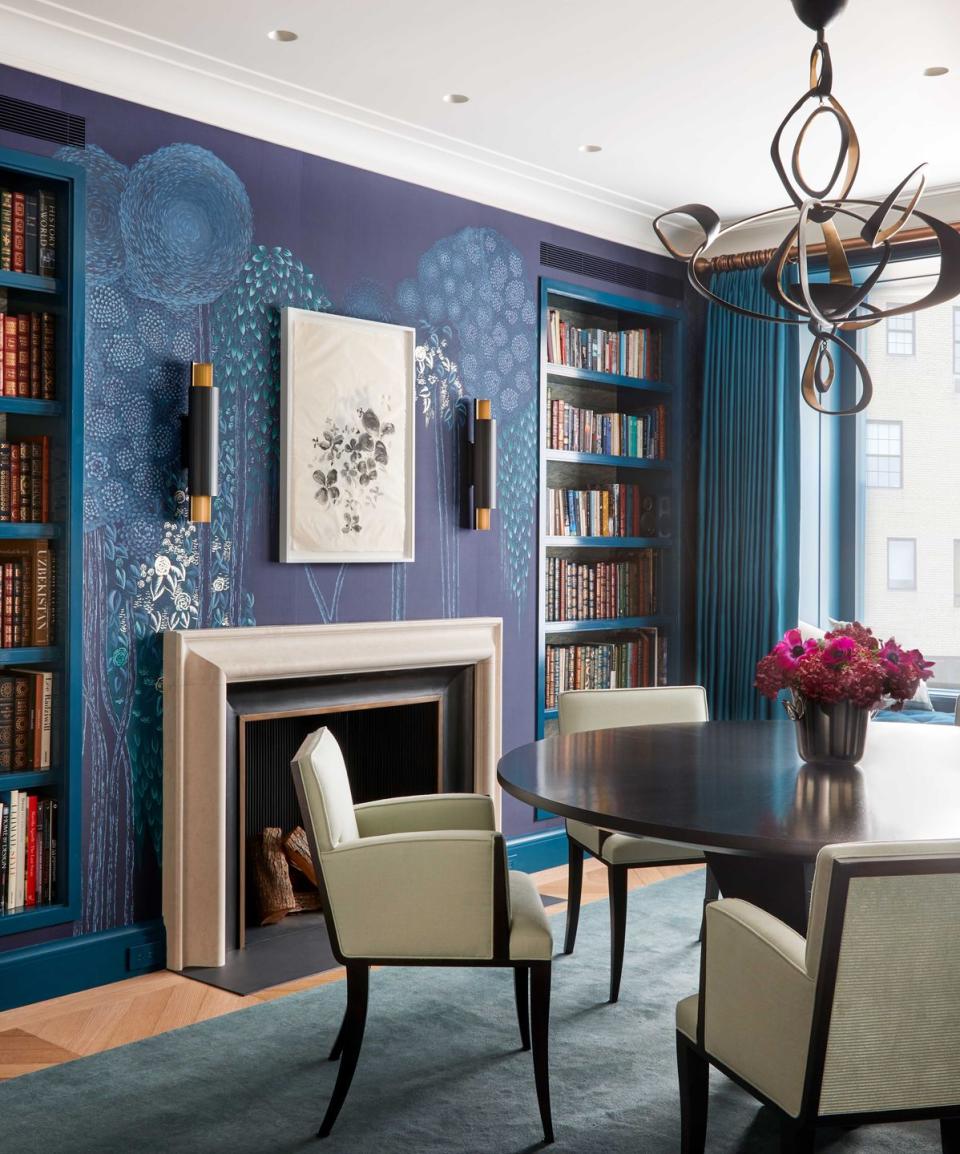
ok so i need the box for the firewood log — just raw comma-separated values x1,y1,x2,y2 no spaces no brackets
248,827,296,925
282,826,318,887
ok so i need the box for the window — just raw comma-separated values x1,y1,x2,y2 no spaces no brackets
886,311,915,356
887,538,916,591
954,307,960,378
865,420,902,488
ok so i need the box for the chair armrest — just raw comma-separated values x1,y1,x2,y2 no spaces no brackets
320,829,506,960
353,793,496,837
702,899,816,1118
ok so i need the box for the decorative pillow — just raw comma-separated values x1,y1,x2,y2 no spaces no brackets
797,619,826,641
827,616,934,710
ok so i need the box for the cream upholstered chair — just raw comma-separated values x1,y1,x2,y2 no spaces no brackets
676,840,960,1153
291,727,554,1143
559,684,715,1002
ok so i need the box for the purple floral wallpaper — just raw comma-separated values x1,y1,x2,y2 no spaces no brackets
0,63,685,945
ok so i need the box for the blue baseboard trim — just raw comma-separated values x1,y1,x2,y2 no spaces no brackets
0,918,166,1011
506,828,568,874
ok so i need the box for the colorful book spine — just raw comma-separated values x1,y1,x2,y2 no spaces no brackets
0,801,7,912
0,675,14,772
5,790,18,909
17,445,30,523
38,190,56,277
29,311,40,398
2,560,13,647
16,313,30,397
0,442,10,523
40,312,55,399
25,793,37,906
0,191,11,270
11,191,25,273
3,313,18,397
23,193,38,276
12,672,28,768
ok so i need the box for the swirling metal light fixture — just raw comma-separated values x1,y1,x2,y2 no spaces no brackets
654,0,960,415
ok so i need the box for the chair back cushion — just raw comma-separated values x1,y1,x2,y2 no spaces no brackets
808,840,960,1116
558,684,708,735
290,727,359,853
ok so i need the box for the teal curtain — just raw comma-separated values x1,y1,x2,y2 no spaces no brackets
697,267,800,719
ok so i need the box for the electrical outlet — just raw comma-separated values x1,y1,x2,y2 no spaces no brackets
127,941,163,971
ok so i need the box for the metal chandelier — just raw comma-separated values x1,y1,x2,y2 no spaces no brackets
653,0,960,416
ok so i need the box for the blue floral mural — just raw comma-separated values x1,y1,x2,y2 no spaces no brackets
57,134,540,935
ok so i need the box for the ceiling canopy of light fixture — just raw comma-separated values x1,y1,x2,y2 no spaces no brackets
654,0,960,416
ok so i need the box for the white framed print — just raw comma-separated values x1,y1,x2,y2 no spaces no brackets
279,308,416,563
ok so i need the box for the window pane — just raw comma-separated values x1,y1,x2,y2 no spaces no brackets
862,260,958,686
886,310,915,356
887,538,916,590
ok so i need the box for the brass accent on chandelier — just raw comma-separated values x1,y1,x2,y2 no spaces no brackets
653,0,960,416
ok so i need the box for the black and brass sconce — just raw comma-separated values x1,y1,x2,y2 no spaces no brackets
186,361,219,524
468,398,497,531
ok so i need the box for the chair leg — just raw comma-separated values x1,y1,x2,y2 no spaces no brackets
780,1116,816,1153
328,1010,348,1061
699,865,719,944
514,965,531,1051
530,961,554,1144
942,1116,960,1154
608,864,629,1003
563,839,584,955
317,963,369,1139
676,1032,709,1154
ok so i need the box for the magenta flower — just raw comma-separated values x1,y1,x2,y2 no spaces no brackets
773,629,818,671
822,636,857,666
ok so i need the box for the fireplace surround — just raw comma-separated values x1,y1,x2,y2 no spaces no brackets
162,618,503,970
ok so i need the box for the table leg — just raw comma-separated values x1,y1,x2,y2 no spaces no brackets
703,853,811,935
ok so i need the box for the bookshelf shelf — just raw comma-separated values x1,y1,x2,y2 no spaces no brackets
545,363,671,394
544,616,671,634
544,535,670,550
0,523,62,539
0,146,84,937
0,646,60,664
0,398,63,417
0,270,60,295
546,450,671,471
537,278,686,751
0,768,60,790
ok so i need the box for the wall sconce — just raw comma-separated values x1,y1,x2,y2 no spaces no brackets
187,361,219,524
469,398,497,531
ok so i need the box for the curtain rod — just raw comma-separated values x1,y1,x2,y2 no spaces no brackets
695,220,960,274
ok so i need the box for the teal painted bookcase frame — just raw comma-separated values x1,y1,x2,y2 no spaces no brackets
0,146,85,937
536,278,685,745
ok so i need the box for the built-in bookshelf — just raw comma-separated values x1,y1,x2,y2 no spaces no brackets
536,279,684,738
0,147,83,934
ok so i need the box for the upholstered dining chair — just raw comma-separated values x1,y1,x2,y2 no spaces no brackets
676,839,960,1153
290,727,555,1143
558,684,716,1002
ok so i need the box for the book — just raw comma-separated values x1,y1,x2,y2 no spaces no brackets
0,539,51,646
17,445,30,523
23,194,38,276
25,792,37,906
11,192,25,273
12,669,53,768
1,561,13,647
0,441,10,522
0,191,11,270
9,443,19,522
0,800,6,912
2,313,17,397
38,191,56,277
0,674,14,771
40,312,55,399
29,311,40,398
16,313,29,397
20,436,49,522
35,796,44,906
49,797,57,902
5,790,17,909
12,672,28,769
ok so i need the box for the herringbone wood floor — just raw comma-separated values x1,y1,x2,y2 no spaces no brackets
0,859,702,1081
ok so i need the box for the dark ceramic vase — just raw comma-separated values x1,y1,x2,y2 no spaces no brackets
784,693,869,767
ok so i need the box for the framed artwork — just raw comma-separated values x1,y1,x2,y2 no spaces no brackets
279,308,416,563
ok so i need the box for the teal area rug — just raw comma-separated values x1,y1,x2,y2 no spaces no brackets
0,871,941,1152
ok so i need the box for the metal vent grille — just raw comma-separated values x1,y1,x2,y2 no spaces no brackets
540,241,683,301
0,95,85,148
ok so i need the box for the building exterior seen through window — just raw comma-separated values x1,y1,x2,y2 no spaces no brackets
863,258,960,687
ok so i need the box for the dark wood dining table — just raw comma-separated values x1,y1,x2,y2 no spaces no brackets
498,719,960,933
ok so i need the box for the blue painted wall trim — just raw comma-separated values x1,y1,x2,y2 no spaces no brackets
506,828,568,874
0,919,165,1011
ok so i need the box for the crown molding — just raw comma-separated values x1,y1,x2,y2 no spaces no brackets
0,1,685,254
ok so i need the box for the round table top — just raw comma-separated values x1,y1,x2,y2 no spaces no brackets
497,719,960,859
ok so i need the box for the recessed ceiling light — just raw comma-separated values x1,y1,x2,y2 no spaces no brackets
442,93,470,104
267,29,298,42
579,144,603,154
924,66,949,77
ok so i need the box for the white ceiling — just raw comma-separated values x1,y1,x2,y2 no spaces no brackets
2,0,959,250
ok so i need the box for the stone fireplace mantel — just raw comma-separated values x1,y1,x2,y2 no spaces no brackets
162,618,503,970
